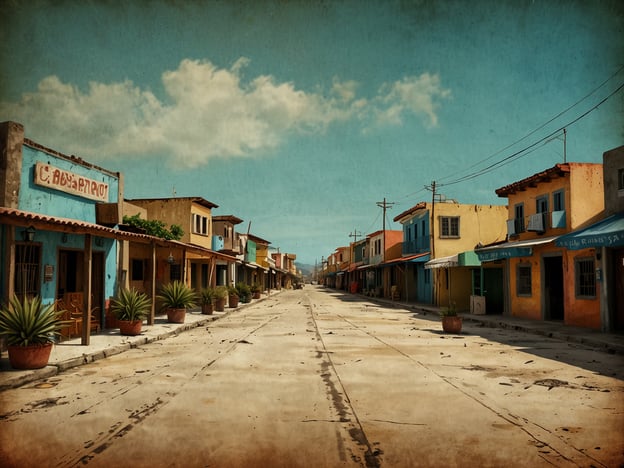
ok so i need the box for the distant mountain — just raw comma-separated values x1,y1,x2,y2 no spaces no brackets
295,262,316,279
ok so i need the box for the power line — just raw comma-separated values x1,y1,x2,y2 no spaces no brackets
439,64,624,185
440,80,624,187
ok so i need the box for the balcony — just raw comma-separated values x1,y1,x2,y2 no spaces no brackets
507,210,566,237
402,237,429,255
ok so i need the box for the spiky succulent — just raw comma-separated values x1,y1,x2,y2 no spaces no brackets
157,281,197,310
0,295,68,346
110,288,151,321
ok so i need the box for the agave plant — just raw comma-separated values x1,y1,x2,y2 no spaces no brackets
157,281,197,310
0,295,68,346
110,288,151,322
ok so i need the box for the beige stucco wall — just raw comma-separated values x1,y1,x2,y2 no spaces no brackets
434,202,508,257
569,163,604,229
602,146,624,216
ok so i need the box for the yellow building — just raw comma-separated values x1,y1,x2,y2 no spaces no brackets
394,200,507,310
476,163,604,328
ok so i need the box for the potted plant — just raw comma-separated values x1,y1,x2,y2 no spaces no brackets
0,295,69,369
200,287,215,315
228,286,239,308
110,288,151,336
213,286,228,312
250,283,262,300
236,283,252,304
157,281,197,323
440,303,462,334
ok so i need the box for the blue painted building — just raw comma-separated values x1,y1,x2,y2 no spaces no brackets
0,121,123,342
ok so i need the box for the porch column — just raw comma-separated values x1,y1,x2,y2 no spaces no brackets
148,240,156,325
81,234,93,346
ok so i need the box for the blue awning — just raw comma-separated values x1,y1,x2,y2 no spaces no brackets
476,236,558,262
556,213,624,250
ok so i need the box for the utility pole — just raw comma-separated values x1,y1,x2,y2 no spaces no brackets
563,128,567,163
424,181,436,259
376,198,395,232
349,229,362,243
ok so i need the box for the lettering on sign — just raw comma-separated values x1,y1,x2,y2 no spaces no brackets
34,162,109,202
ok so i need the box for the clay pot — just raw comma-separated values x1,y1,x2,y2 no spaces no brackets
201,303,214,315
8,343,53,370
119,320,143,336
442,316,462,334
166,308,186,323
214,298,226,312
228,295,239,308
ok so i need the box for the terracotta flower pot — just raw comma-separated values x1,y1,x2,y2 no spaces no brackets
119,320,143,336
201,303,214,315
228,295,239,308
167,307,186,323
8,342,53,370
214,298,226,312
442,316,462,334
253,292,261,300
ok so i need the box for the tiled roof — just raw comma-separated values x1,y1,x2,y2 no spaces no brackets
495,164,570,197
393,201,427,222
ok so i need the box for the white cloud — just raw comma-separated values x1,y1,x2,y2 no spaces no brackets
0,59,450,167
373,73,452,128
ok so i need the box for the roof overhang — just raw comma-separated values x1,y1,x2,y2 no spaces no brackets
476,236,558,262
556,213,624,250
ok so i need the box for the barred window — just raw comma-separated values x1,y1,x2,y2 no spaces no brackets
514,203,525,233
440,216,460,238
170,264,182,281
131,259,145,281
516,264,531,296
15,244,41,299
575,257,596,298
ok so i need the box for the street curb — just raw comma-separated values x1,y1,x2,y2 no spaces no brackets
0,291,279,391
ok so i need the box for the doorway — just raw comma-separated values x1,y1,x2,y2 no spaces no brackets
543,256,564,320
58,249,105,313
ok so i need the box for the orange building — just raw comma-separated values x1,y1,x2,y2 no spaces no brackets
476,163,604,328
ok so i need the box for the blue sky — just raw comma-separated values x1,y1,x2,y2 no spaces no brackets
1,0,623,265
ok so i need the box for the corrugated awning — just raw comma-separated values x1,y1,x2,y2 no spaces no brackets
425,254,458,269
476,236,558,262
556,213,624,250
380,252,430,266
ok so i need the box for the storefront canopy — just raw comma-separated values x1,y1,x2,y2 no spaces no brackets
556,213,624,250
425,254,458,269
424,251,482,269
475,236,558,262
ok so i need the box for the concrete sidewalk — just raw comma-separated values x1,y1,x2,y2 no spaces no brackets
0,291,281,391
369,294,624,356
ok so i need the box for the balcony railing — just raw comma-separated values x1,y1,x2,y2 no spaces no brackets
402,238,429,255
506,210,566,236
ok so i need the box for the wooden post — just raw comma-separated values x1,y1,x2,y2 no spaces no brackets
82,234,93,346
149,240,156,325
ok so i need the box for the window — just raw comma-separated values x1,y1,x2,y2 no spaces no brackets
516,264,531,296
514,203,525,233
575,257,596,298
170,264,182,281
440,216,460,238
192,213,208,235
131,259,145,281
553,190,565,211
15,244,41,299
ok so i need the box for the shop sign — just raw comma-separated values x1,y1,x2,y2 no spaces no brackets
34,162,109,202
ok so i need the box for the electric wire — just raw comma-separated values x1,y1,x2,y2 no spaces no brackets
439,79,624,187
438,64,624,185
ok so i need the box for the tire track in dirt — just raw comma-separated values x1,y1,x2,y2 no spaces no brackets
56,311,283,467
306,293,382,468
325,311,609,468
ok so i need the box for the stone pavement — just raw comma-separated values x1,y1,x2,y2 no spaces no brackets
2,288,623,391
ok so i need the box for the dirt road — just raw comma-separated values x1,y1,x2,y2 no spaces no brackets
1,286,622,467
